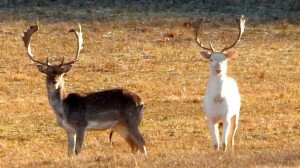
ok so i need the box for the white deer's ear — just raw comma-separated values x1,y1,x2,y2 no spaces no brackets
226,51,237,58
62,64,74,73
36,64,48,74
200,51,211,60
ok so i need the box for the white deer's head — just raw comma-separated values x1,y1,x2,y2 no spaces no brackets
194,16,245,77
201,51,237,76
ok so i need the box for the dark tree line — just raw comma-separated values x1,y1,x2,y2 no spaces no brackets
1,0,299,11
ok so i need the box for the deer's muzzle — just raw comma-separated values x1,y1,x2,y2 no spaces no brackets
215,69,221,74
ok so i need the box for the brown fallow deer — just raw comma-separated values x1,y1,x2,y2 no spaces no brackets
194,15,245,151
22,24,147,156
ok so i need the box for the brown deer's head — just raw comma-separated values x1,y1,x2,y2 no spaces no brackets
22,24,83,88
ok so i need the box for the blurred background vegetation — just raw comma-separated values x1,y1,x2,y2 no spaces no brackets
0,0,299,23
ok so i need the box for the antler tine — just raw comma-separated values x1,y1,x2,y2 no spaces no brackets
194,18,214,51
221,15,246,52
59,57,65,66
22,25,49,66
209,42,215,52
61,23,83,66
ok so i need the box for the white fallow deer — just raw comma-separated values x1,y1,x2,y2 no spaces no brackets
194,15,245,151
22,24,147,156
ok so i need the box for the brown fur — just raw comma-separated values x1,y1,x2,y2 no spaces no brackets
23,24,147,156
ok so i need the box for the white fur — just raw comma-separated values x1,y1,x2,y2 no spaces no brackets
202,51,241,151
86,121,118,130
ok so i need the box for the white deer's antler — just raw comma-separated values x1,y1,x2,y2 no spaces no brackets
221,15,246,52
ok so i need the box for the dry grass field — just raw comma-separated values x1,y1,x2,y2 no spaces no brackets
0,5,299,168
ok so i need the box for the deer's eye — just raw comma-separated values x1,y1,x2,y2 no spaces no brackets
210,59,212,62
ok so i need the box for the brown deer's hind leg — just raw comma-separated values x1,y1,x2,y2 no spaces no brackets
114,124,146,155
127,127,146,155
109,131,114,147
125,135,139,154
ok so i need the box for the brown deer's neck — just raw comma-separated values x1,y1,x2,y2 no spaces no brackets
46,76,67,117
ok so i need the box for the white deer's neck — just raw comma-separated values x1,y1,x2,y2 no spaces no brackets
46,77,67,117
207,72,228,94
208,71,227,81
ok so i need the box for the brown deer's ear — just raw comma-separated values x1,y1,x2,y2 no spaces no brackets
226,51,237,58
200,51,211,60
62,64,74,73
36,64,48,74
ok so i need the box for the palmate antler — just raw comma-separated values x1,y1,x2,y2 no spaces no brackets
22,24,83,66
194,18,215,52
62,23,83,66
221,15,246,52
22,25,49,66
194,15,245,52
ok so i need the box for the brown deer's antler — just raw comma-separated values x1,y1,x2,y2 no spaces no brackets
23,25,49,66
221,15,246,52
194,18,215,52
61,23,83,66
23,24,83,67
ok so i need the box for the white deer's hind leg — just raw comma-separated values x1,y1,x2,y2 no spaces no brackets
229,115,239,150
67,133,76,156
208,120,220,150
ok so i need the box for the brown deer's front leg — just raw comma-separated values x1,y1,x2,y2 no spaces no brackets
75,129,85,155
67,133,76,156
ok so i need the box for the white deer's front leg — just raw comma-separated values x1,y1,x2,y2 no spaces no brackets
222,120,231,151
67,133,76,156
208,120,220,150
